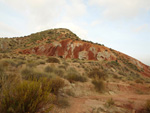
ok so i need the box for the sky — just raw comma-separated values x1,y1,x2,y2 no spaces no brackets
0,0,150,66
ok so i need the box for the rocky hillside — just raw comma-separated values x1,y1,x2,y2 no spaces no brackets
0,28,150,77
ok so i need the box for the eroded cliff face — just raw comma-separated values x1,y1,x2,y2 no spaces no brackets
19,39,116,61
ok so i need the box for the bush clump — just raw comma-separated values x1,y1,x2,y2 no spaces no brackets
135,79,143,84
66,73,87,83
92,79,105,92
65,67,87,83
50,78,65,95
44,66,55,73
0,81,54,113
54,69,65,77
36,60,45,65
142,100,150,113
44,66,64,77
107,61,120,67
146,100,150,112
46,57,60,63
21,68,48,81
88,68,107,79
105,98,115,108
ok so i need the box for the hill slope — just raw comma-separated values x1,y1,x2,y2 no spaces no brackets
0,28,150,77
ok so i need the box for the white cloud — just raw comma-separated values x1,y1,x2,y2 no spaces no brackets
64,0,87,20
134,24,148,32
89,0,150,20
0,22,21,37
2,0,87,35
91,20,102,26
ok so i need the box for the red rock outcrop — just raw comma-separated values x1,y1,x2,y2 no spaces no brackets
20,39,116,61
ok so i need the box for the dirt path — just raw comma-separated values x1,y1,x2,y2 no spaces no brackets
52,94,150,113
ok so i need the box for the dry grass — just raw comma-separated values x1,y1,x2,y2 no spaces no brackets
105,98,115,108
46,57,60,63
88,68,107,79
0,81,55,113
65,67,87,83
92,78,105,92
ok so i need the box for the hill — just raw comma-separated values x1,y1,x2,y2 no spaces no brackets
0,28,150,113
0,28,149,77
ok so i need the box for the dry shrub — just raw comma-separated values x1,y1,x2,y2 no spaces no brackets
46,57,60,63
65,89,75,97
144,100,150,113
105,98,115,108
0,59,25,68
26,62,37,68
44,66,55,73
54,68,65,77
0,81,54,113
135,79,143,84
0,59,15,68
66,73,87,83
45,66,65,77
36,60,45,65
21,68,48,81
65,67,87,83
0,64,20,91
58,65,66,70
50,78,65,95
88,68,107,79
92,78,105,92
0,64,4,75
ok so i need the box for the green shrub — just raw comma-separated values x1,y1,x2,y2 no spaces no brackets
88,69,107,79
92,79,105,92
46,57,60,63
0,81,54,113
